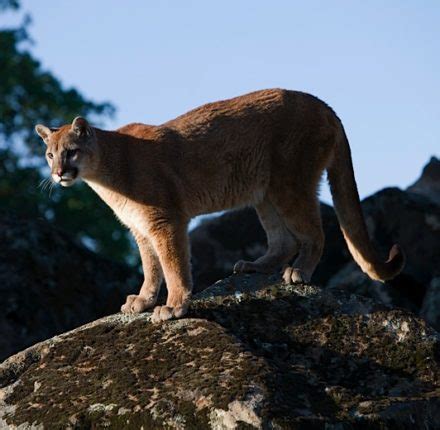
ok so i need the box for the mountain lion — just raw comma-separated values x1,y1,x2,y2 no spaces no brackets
35,89,404,322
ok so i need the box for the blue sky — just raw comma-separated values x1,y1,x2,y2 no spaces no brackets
3,0,439,203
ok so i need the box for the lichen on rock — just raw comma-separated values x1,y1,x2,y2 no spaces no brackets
0,274,439,429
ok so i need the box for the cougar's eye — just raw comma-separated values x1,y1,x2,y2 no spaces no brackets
47,153,53,159
67,149,79,158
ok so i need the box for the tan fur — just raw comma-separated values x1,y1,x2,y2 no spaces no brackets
35,89,404,322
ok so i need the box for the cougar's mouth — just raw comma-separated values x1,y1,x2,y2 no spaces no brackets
56,168,79,187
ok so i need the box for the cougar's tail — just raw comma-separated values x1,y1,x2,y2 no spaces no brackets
327,126,405,282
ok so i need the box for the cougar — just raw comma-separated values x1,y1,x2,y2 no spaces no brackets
35,89,404,322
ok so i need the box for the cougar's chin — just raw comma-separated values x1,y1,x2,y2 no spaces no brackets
59,178,78,187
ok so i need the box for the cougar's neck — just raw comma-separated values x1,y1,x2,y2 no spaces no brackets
83,128,128,196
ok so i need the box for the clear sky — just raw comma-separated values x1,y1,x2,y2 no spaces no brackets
3,0,439,203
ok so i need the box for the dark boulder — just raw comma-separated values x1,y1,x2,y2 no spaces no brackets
407,156,440,205
190,203,348,293
327,186,439,328
0,214,140,361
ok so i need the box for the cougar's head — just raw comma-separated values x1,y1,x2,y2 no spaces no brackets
35,117,98,187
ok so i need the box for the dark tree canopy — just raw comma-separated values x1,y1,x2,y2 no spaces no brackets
0,0,19,11
0,2,136,264
0,18,114,154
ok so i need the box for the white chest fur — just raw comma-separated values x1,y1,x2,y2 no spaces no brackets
85,180,149,233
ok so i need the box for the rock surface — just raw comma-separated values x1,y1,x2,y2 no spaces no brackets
326,186,440,328
0,274,439,429
407,156,440,205
0,213,140,361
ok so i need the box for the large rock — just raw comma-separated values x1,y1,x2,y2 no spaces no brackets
190,207,267,293
327,186,440,328
190,204,348,293
326,158,440,328
407,156,440,205
0,213,140,361
0,274,439,429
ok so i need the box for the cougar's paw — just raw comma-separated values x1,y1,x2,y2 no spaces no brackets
151,304,189,323
233,260,255,274
234,259,277,274
282,266,308,285
121,294,156,314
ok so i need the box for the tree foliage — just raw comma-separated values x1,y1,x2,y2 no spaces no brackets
0,0,19,11
0,2,136,264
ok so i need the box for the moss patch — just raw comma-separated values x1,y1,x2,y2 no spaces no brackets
1,276,439,428
4,319,267,428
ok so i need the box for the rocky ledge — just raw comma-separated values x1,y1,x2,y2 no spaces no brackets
0,274,439,429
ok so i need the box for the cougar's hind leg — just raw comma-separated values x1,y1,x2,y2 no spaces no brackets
233,198,299,274
274,195,324,284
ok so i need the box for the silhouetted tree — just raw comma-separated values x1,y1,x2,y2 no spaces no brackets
0,1,136,264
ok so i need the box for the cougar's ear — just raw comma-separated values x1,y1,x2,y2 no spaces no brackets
71,116,92,139
35,124,53,144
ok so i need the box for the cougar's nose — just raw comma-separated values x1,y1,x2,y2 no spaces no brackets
56,168,64,177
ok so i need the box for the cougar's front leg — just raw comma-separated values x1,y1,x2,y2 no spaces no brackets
148,217,193,323
121,232,163,314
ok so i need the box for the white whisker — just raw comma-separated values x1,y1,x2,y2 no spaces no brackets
39,177,56,194
48,181,55,198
